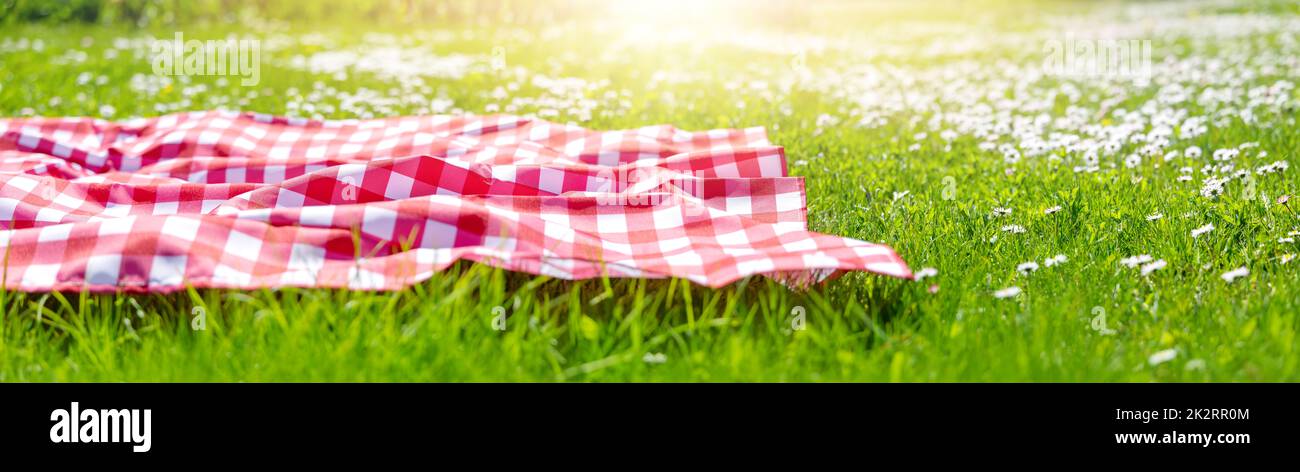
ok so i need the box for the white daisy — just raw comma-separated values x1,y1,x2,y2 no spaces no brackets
993,286,1022,299
914,267,938,281
1140,259,1166,276
1220,266,1249,283
1120,255,1154,268
1191,223,1215,238
1148,349,1177,366
1016,262,1040,274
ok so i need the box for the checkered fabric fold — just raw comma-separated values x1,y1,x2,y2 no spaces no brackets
0,111,909,292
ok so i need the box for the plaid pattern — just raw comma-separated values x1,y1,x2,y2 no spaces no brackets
0,111,909,292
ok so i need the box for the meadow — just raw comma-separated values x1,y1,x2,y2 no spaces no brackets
1,0,1297,381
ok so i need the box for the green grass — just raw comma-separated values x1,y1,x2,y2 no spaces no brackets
1,0,1298,381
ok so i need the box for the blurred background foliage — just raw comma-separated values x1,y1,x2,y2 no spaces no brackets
0,0,596,26
4,1,1299,35
0,0,916,36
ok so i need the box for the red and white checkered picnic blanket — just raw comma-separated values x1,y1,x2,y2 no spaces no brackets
0,111,909,292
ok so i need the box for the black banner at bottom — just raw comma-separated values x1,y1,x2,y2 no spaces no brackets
1,383,1293,461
